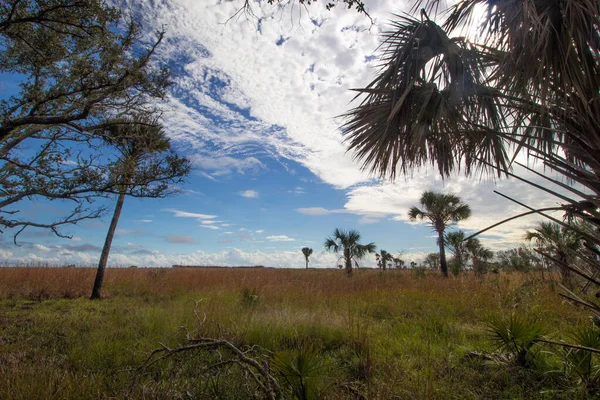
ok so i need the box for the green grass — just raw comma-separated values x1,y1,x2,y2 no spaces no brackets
0,267,594,398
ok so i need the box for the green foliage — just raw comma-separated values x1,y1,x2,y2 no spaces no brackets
423,252,440,271
450,260,461,277
301,247,313,269
472,260,489,276
408,191,471,277
0,0,171,239
496,248,539,273
561,324,600,388
525,222,584,285
272,346,327,400
324,228,376,276
413,264,427,278
376,249,393,270
487,314,544,367
240,287,261,307
0,268,594,398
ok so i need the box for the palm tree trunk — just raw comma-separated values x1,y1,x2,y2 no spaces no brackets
305,258,308,269
345,256,352,276
90,190,127,299
438,231,448,277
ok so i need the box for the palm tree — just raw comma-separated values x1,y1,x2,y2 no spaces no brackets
341,0,600,293
525,222,583,285
445,229,492,274
324,228,376,276
409,191,471,277
376,249,393,270
90,116,190,299
445,230,469,272
393,257,405,269
301,247,313,269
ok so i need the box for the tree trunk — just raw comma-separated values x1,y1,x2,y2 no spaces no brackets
90,190,127,299
305,258,308,269
438,231,448,277
345,254,353,277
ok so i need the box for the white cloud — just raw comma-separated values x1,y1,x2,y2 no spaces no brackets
163,208,217,220
120,0,387,190
190,155,264,176
296,207,332,216
255,230,264,233
135,219,153,223
106,0,583,258
239,190,259,198
266,235,295,242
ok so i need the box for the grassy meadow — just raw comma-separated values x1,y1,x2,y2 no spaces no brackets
0,267,594,399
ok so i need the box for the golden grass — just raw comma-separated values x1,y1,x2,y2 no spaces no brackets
0,267,591,399
0,266,539,299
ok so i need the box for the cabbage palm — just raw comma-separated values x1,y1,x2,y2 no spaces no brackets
342,0,600,185
376,249,393,270
409,191,471,277
342,0,600,307
445,230,470,272
446,229,493,272
324,229,376,276
301,247,313,269
525,222,583,285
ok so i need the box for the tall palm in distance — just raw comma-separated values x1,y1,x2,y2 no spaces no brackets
301,247,313,269
409,191,471,277
376,249,393,270
324,228,376,276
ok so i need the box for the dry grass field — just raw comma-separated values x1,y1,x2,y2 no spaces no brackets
0,267,594,399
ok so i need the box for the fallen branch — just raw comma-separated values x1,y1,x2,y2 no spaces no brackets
134,336,282,400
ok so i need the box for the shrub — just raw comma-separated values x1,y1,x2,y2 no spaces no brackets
272,346,327,400
240,288,260,307
487,313,544,367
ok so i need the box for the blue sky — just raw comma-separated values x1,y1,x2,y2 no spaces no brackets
1,0,571,268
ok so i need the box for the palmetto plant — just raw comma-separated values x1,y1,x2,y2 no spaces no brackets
487,313,545,367
324,228,376,276
301,247,313,269
272,346,326,400
409,191,471,277
562,324,600,388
